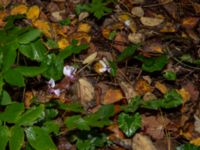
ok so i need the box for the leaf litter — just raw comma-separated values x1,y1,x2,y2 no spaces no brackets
0,0,200,150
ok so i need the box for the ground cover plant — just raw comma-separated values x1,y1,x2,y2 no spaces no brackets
0,0,200,149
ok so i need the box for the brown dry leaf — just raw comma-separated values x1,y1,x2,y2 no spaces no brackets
0,0,11,8
182,17,199,29
51,11,63,22
77,23,91,33
119,81,138,100
83,52,97,65
128,32,144,44
155,81,168,94
102,89,123,104
107,124,125,139
77,78,95,107
184,82,199,101
10,4,28,15
57,38,70,49
134,79,153,95
132,133,157,150
143,92,157,101
0,11,7,27
159,0,178,19
177,88,190,103
33,20,51,37
192,2,200,14
142,115,170,140
190,138,200,146
143,40,163,53
160,22,176,33
26,5,40,21
140,17,164,27
24,91,34,108
113,33,127,52
102,28,111,39
131,7,144,17
194,115,200,134
71,32,91,44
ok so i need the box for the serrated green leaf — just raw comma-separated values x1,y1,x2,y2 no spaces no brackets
42,121,60,134
59,102,84,113
0,90,12,105
118,112,141,137
117,44,140,62
135,55,168,72
142,99,163,110
0,103,24,123
16,105,45,126
3,69,25,87
25,126,56,150
15,66,47,77
18,29,41,44
9,125,24,150
0,126,10,150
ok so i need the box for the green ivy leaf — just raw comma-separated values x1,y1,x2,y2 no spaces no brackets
3,69,25,87
18,29,41,44
0,90,12,105
0,103,24,123
59,102,84,113
9,125,24,150
118,112,141,137
176,143,200,150
142,99,163,110
135,55,168,72
117,44,140,62
163,71,176,81
0,126,10,150
121,96,141,113
16,105,45,126
25,126,56,150
15,66,47,77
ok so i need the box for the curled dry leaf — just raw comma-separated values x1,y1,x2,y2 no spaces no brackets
27,5,40,21
79,12,89,21
77,23,91,33
132,133,157,150
182,17,199,29
24,91,34,108
107,124,125,139
77,78,95,107
140,17,164,27
119,81,138,101
134,79,153,95
131,7,144,17
83,52,97,65
128,32,144,44
155,81,168,94
184,82,199,101
102,89,123,104
10,4,28,15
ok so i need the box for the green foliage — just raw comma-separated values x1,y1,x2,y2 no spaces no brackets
0,90,12,105
42,121,60,135
75,0,114,19
118,112,141,137
0,126,9,150
45,39,58,49
108,30,116,40
59,102,84,113
135,55,168,72
65,104,115,130
18,29,41,44
176,144,200,150
121,96,141,113
59,18,71,26
108,61,117,77
117,44,140,62
163,71,176,81
180,54,200,65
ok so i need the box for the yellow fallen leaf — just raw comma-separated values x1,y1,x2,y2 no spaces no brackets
71,32,91,44
57,38,70,49
11,4,28,15
190,137,200,146
155,81,168,94
135,79,153,95
102,28,111,39
118,14,130,22
33,20,51,37
26,5,40,21
160,22,176,33
24,91,33,108
118,14,137,32
177,88,190,103
0,11,7,27
102,89,123,104
77,23,91,33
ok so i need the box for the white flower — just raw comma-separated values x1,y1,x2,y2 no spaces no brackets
49,88,61,96
63,65,77,79
48,78,55,88
95,57,111,73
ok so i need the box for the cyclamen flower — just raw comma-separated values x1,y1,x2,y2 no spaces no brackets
94,57,111,74
63,65,77,79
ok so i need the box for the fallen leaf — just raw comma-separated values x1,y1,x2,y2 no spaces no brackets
0,0,11,8
140,17,164,27
143,92,157,101
155,81,168,94
102,89,123,104
113,33,127,52
119,81,138,100
10,4,28,15
160,22,176,32
71,32,91,44
134,79,153,95
83,52,97,64
190,137,200,146
26,5,40,21
51,11,63,22
33,20,51,37
192,2,200,14
77,23,91,33
182,17,199,29
177,88,190,103
107,124,125,139
128,32,144,44
0,11,7,27
57,38,70,49
79,12,89,21
184,82,199,101
194,115,200,134
24,91,34,108
131,7,144,17
102,28,111,39
132,133,157,150
118,14,137,32
77,78,95,107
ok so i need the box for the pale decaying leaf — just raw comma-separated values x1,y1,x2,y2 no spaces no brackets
132,133,157,150
194,115,200,134
155,81,168,94
131,7,144,17
79,12,89,21
102,89,123,104
140,17,164,27
77,78,95,106
26,5,40,21
119,81,138,101
128,32,144,44
143,92,157,101
10,4,28,15
83,52,97,65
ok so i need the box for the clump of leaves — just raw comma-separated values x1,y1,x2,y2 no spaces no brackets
180,54,200,65
75,0,115,19
163,71,176,81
